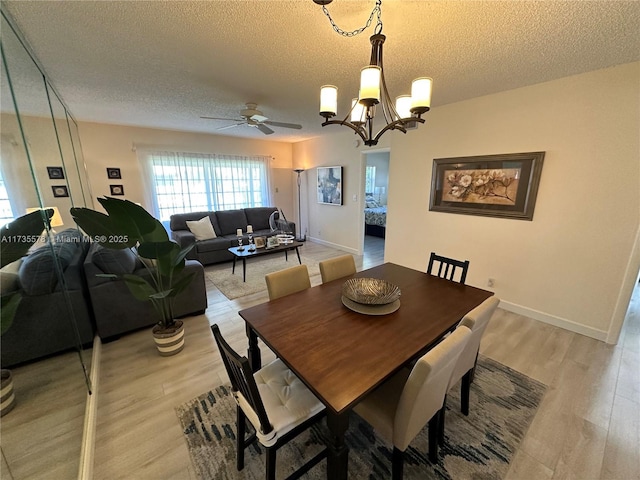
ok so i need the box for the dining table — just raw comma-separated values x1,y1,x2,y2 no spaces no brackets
238,262,494,479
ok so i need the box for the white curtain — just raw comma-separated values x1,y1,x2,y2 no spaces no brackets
137,149,272,223
0,134,37,222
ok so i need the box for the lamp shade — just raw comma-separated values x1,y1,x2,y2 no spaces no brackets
26,206,64,227
320,85,338,116
410,77,433,113
350,98,366,124
395,95,412,119
359,66,381,106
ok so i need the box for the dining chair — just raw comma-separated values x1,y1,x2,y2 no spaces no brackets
265,264,311,300
438,296,500,444
427,252,470,284
211,324,327,480
319,254,356,283
353,325,472,479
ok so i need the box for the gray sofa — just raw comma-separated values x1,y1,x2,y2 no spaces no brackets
83,243,208,340
0,229,96,368
170,207,295,265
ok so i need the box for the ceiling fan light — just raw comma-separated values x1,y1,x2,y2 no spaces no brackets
320,85,338,117
395,95,412,119
410,77,432,114
350,98,366,124
359,66,381,107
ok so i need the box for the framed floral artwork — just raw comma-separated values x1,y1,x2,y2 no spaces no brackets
429,152,545,220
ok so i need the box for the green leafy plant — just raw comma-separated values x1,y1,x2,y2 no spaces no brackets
70,197,195,331
1,209,54,334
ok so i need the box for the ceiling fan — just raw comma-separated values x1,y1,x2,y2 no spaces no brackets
201,103,302,135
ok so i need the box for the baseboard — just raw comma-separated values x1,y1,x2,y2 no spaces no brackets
499,300,608,342
78,336,102,480
306,236,360,256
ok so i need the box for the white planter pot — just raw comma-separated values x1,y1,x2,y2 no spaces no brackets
152,320,185,356
1,369,16,416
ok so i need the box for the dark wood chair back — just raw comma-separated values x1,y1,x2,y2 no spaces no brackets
211,324,273,436
427,252,470,284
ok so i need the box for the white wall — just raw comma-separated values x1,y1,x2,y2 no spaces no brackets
77,122,295,217
293,62,640,342
293,133,391,254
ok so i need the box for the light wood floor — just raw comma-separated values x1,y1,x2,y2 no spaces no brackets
3,236,639,479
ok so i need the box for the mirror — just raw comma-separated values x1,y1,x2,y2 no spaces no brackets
1,9,93,479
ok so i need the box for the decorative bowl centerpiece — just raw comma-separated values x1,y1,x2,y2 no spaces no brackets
341,278,401,315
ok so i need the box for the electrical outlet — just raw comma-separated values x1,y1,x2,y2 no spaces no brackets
487,278,495,287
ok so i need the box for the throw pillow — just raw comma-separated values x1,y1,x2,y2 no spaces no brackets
186,216,217,241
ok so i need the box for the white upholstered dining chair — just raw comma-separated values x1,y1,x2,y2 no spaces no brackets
265,264,311,300
353,325,472,479
211,324,327,480
438,296,500,443
319,254,356,284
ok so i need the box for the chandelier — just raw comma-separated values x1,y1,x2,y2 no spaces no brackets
314,0,432,146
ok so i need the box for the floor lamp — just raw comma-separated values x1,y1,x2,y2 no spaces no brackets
294,169,306,241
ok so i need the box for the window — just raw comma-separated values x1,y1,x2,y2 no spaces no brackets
141,151,271,223
365,165,376,195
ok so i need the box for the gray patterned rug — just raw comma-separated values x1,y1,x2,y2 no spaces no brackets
175,356,546,479
204,254,320,300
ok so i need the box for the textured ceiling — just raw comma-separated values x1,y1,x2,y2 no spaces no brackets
3,0,640,143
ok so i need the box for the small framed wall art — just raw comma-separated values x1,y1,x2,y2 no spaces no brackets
110,185,125,196
254,236,266,248
47,166,64,179
52,185,69,198
429,151,545,221
107,167,121,179
317,166,343,205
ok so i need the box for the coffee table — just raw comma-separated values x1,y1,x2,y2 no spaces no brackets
228,240,303,282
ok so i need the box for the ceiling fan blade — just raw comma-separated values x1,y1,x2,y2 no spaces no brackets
256,124,274,135
217,123,243,131
264,120,302,129
201,116,242,121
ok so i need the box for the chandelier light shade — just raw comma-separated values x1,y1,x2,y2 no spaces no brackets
320,85,338,116
359,66,381,106
315,0,432,147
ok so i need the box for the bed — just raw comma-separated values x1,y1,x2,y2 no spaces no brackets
364,195,387,238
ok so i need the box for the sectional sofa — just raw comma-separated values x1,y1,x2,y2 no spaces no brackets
170,207,295,265
1,228,208,366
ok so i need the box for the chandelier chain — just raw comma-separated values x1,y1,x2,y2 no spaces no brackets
321,0,382,37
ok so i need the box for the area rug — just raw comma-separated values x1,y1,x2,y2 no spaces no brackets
204,254,320,300
175,356,546,479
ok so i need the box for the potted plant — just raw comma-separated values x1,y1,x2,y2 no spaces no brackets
71,197,195,356
1,208,55,416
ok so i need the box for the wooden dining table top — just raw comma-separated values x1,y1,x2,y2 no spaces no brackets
239,262,494,415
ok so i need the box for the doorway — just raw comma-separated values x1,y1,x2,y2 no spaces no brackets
363,151,389,259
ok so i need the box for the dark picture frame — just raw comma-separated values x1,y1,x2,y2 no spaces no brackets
52,185,69,198
107,167,121,179
47,166,64,179
254,236,266,249
317,166,343,205
430,151,545,221
110,184,125,196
